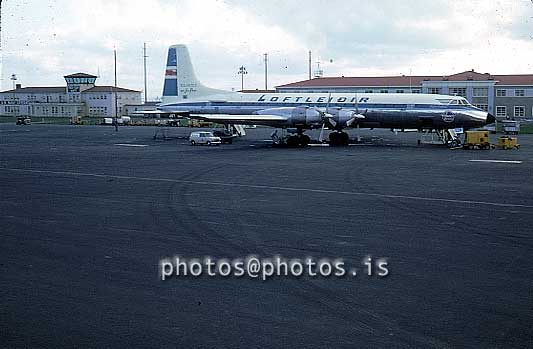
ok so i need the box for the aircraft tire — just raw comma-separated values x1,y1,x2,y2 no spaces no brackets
329,132,339,146
340,132,349,145
300,135,310,146
287,136,299,147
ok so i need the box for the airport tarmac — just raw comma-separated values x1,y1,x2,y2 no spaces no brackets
1,124,532,347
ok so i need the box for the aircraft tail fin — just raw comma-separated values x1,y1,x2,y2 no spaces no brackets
162,44,229,103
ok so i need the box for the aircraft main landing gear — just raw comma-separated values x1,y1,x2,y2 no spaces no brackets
286,134,310,147
329,131,349,146
271,129,311,147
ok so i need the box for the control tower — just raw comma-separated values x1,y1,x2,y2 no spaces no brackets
64,73,96,103
64,73,96,92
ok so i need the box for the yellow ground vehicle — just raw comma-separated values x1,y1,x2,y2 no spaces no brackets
497,136,520,150
188,119,213,128
463,131,492,150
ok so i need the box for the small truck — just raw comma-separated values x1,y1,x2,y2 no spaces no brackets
463,131,493,150
497,136,520,150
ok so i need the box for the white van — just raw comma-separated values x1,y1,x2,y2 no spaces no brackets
189,131,222,145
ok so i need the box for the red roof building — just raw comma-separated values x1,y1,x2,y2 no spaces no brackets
276,70,533,119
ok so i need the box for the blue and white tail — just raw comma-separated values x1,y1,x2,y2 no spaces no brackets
162,44,229,104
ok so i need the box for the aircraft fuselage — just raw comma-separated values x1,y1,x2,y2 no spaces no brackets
159,92,491,130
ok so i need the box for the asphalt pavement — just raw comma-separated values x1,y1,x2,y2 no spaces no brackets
1,124,532,347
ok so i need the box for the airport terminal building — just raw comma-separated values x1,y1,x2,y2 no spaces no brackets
0,73,141,118
276,70,533,120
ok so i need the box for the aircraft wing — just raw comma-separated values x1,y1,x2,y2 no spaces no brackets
190,114,288,125
130,110,190,118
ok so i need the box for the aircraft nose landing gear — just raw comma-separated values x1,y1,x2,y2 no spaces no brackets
329,131,350,146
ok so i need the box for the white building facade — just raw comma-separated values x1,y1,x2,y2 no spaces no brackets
0,73,141,118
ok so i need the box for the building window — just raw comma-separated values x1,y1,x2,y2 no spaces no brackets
474,104,488,111
496,106,506,118
496,89,506,97
428,87,441,94
380,90,388,93
473,88,488,97
514,89,525,97
364,90,373,93
6,106,20,114
514,106,525,118
449,87,466,97
396,90,404,93
411,89,421,94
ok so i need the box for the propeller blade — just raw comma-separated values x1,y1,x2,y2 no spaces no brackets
319,123,326,142
346,108,366,127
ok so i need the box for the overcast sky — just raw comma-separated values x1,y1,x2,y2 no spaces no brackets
1,0,532,99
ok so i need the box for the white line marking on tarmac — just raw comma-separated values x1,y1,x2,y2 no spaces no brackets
2,167,533,209
114,143,149,147
469,160,522,164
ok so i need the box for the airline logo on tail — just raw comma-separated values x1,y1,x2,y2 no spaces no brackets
161,44,233,103
163,47,178,96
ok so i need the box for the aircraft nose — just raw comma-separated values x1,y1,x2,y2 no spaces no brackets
486,112,496,124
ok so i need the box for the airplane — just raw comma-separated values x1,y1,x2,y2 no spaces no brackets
156,44,495,147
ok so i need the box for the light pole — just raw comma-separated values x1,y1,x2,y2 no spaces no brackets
143,42,148,104
1,0,3,90
238,66,247,91
114,48,118,132
263,53,268,90
10,73,16,90
308,50,312,80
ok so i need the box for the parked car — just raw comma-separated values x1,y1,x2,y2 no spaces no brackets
102,117,131,125
16,116,31,125
189,131,221,145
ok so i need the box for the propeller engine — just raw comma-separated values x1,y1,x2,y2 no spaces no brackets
324,108,365,129
256,106,323,127
318,93,366,142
